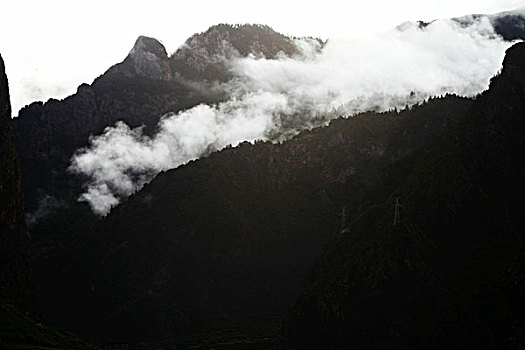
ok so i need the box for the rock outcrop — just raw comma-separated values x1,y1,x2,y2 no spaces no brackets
0,54,31,307
107,36,172,81
170,24,302,81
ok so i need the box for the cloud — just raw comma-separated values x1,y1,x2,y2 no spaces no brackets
70,16,515,215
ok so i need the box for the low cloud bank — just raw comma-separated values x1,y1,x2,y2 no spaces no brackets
70,16,515,215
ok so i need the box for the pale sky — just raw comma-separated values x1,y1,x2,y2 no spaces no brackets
1,0,523,115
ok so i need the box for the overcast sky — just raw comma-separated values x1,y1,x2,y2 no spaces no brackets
1,0,523,115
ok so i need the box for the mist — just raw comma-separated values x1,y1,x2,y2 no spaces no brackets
70,16,516,215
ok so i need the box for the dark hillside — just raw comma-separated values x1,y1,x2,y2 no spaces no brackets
280,42,525,350
12,25,312,260
38,93,473,348
11,25,307,275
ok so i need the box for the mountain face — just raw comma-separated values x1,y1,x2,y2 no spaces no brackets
170,24,304,82
38,93,473,347
0,54,31,307
454,10,525,41
490,12,525,40
12,24,304,230
7,12,525,349
13,13,525,226
279,42,525,350
13,47,201,220
108,36,173,81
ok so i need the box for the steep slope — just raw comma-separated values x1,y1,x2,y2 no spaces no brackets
107,36,173,81
10,14,525,348
0,53,104,350
12,24,305,234
37,92,473,348
12,38,204,219
170,24,305,82
14,12,525,227
280,42,525,349
0,54,31,308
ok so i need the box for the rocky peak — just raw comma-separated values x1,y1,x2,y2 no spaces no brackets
108,35,172,81
179,24,298,59
129,36,169,60
170,24,299,81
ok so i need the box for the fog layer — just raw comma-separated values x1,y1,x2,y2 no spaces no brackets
70,17,515,215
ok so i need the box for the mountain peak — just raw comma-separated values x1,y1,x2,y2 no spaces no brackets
169,23,299,81
178,23,298,59
108,35,172,81
129,36,168,59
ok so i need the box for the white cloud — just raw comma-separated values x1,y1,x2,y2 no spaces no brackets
70,17,515,215
2,2,522,115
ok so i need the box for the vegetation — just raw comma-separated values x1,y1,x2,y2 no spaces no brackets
279,42,525,349
5,20,525,350
35,89,473,348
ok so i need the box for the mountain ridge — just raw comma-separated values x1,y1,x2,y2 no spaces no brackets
279,41,525,350
7,14,525,348
13,12,525,223
13,23,304,221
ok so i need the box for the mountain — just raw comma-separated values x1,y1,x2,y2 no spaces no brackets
13,13,525,229
454,9,525,41
8,12,525,349
279,42,525,349
13,38,202,220
170,24,306,82
14,13,525,226
108,35,173,81
37,91,473,347
12,24,307,238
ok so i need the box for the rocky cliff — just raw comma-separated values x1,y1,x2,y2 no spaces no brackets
170,24,304,81
0,54,31,307
108,36,173,81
